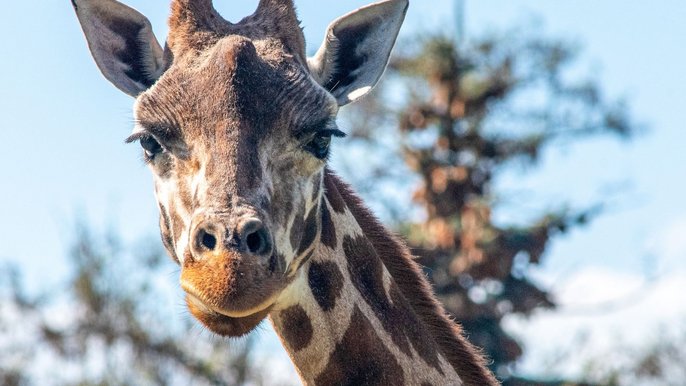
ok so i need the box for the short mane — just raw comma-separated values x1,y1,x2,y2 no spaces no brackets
324,169,499,386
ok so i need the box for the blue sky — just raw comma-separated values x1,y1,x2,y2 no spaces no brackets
1,0,684,379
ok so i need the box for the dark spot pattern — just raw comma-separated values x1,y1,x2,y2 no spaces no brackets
296,207,318,255
343,235,444,374
315,306,405,386
289,205,306,251
320,200,337,249
324,170,347,214
329,172,499,385
308,261,344,312
279,305,313,352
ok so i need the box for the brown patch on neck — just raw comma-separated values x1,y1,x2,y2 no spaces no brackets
324,170,499,386
307,261,344,312
343,234,444,374
315,306,405,386
279,305,313,352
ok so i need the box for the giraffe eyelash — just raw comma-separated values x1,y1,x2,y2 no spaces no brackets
125,131,149,144
321,128,347,138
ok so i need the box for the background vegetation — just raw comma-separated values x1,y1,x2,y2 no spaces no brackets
1,2,683,385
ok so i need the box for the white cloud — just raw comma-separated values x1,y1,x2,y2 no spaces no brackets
647,217,686,271
505,215,686,380
505,265,686,379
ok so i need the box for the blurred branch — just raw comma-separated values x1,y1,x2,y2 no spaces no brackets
0,225,281,386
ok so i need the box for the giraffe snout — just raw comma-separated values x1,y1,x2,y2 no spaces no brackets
180,213,286,326
190,215,273,262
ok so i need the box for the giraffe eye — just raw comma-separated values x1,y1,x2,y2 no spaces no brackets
305,133,332,159
140,135,163,158
303,128,346,160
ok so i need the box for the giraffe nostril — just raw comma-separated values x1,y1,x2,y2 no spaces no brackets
241,220,272,257
193,218,272,257
246,231,264,254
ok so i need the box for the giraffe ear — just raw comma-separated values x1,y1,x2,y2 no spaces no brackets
308,0,408,106
72,0,169,97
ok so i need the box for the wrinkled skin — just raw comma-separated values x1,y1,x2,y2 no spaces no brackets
73,0,407,337
134,36,338,335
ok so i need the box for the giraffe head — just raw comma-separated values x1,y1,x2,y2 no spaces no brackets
73,0,408,336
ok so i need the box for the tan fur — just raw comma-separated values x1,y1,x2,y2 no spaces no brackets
326,171,499,386
74,0,499,384
272,196,461,385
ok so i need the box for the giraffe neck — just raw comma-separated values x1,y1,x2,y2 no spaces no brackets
269,171,498,386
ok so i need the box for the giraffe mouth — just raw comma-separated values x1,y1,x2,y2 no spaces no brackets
178,246,288,336
185,293,273,337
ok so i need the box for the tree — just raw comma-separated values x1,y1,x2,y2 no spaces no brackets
338,26,636,384
0,18,647,386
0,224,287,386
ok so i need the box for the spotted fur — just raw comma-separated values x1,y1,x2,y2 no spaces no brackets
73,0,498,384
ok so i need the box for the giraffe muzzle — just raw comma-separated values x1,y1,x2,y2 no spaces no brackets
190,215,274,262
179,211,286,333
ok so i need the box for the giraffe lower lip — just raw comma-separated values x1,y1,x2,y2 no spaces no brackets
186,293,217,315
185,293,272,337
186,292,272,319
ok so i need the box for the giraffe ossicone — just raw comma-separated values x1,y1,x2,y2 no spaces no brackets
73,0,499,384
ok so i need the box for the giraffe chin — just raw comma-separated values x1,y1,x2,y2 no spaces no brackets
185,294,272,337
178,249,289,333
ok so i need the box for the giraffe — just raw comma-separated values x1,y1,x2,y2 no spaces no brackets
72,0,500,384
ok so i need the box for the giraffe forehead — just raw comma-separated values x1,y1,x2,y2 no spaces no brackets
134,36,336,144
